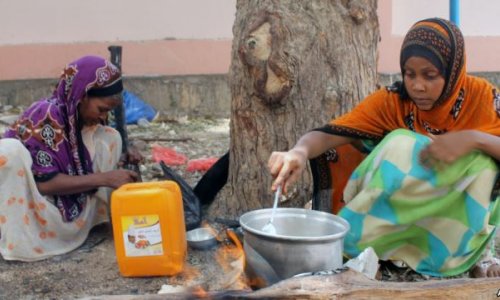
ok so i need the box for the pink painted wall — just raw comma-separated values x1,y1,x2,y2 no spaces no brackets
0,0,236,80
0,40,232,80
2,0,500,80
378,0,500,73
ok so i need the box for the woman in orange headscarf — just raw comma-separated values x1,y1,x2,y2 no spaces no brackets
269,18,500,277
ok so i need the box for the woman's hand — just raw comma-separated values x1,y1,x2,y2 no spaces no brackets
419,130,477,167
267,132,355,193
102,169,139,189
119,145,144,166
268,148,308,193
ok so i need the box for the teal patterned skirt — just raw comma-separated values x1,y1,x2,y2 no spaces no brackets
339,129,500,276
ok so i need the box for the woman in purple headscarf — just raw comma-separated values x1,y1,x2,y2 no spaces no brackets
0,55,139,261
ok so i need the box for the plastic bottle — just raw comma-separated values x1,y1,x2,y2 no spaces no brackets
111,180,186,277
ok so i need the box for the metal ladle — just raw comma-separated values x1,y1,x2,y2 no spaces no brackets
262,186,281,234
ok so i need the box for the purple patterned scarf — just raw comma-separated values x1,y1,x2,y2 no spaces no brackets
4,56,122,221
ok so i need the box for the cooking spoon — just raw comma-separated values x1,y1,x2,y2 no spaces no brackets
262,186,281,234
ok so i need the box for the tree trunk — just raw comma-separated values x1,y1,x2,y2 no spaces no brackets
210,0,379,219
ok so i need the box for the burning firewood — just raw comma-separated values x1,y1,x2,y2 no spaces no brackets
89,268,500,299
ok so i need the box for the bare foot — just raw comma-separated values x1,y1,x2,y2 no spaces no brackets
470,264,500,278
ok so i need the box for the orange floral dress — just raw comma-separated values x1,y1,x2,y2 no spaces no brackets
0,125,121,261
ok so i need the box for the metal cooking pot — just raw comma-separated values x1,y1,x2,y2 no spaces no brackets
239,208,349,288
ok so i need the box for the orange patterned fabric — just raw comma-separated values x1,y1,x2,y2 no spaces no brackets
328,75,500,138
329,145,366,214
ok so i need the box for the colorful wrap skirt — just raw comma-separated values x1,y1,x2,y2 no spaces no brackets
339,129,499,276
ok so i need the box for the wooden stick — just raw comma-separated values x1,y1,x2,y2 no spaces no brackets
248,269,500,299
85,269,500,299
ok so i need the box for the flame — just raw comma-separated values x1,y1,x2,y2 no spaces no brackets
211,228,248,290
168,264,201,286
190,285,209,298
165,224,252,295
246,275,267,290
226,228,268,289
226,229,243,250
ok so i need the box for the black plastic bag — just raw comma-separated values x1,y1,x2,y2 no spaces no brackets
193,151,229,207
160,161,201,231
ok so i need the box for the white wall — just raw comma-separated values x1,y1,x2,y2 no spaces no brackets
392,0,500,36
0,0,236,45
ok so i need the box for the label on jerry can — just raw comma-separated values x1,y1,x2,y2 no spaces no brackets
121,214,164,257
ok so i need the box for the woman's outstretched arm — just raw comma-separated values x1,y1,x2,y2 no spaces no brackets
268,131,355,192
36,169,138,196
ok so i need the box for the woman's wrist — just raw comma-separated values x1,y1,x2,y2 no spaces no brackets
291,145,309,160
470,130,487,152
89,172,108,188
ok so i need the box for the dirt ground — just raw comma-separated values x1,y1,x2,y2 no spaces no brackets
0,112,499,299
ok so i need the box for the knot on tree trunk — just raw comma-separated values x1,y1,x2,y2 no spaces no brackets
349,6,367,24
341,0,368,24
238,12,292,107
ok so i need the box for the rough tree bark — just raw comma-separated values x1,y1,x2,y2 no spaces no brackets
210,0,379,219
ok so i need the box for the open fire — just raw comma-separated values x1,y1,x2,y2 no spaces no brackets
155,221,497,299
159,223,252,297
